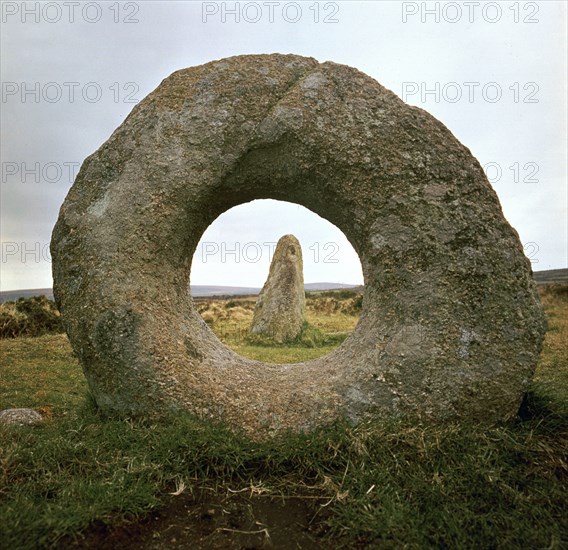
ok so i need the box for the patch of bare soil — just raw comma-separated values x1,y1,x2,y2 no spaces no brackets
61,488,332,549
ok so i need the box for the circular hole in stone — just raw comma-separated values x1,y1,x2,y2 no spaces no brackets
191,199,364,364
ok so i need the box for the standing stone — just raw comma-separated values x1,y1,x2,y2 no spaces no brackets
250,235,306,343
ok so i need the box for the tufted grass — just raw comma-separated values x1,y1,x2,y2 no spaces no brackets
197,292,359,362
0,287,566,549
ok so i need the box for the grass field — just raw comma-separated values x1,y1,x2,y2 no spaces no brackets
0,287,566,549
197,292,360,363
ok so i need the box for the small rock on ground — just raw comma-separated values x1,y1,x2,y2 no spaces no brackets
0,408,43,426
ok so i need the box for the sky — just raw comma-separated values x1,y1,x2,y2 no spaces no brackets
1,0,566,290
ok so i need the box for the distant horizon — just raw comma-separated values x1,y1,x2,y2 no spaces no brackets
0,280,362,295
1,268,567,295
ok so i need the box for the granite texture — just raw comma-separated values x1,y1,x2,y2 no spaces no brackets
250,234,306,343
51,54,546,437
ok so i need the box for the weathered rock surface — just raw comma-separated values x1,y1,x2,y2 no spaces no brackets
250,235,305,343
0,408,43,426
51,54,546,437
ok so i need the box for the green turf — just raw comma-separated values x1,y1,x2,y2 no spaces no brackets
1,288,566,549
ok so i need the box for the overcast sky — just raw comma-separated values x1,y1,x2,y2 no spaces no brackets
1,0,566,290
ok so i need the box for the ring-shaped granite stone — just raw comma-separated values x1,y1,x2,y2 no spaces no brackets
51,54,545,437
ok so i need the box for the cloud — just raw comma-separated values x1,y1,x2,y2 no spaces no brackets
1,1,566,290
